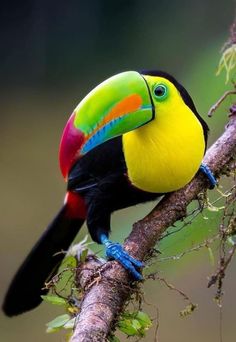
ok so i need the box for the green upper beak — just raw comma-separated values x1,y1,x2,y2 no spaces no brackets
59,71,154,178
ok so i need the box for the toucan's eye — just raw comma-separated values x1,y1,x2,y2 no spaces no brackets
153,84,168,100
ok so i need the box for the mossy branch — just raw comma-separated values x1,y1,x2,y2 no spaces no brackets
69,106,236,341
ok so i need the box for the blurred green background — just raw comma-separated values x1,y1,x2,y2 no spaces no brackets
1,1,236,341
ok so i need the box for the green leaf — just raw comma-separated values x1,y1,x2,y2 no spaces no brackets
41,295,67,306
63,317,76,330
61,255,77,268
118,318,139,336
132,319,142,331
46,314,70,330
80,248,88,262
46,326,62,334
118,311,152,337
46,315,75,334
135,311,152,329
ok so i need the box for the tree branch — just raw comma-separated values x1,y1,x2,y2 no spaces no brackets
70,108,236,342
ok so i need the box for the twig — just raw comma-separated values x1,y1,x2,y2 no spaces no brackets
208,90,236,117
157,234,219,262
207,243,236,289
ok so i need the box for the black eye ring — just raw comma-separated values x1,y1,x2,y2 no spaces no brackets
153,84,168,100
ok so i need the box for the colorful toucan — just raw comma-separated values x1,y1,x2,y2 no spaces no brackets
3,70,216,317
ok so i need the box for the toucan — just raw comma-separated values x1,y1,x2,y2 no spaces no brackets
2,70,216,317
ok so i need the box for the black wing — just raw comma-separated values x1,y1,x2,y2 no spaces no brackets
67,136,127,192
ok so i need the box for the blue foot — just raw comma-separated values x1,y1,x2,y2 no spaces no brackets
100,234,144,280
199,163,217,189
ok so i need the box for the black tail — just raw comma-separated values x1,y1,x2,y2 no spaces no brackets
2,205,84,316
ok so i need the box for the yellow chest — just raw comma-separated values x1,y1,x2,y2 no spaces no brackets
122,106,205,193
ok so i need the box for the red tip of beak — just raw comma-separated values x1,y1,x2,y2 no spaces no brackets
59,112,85,179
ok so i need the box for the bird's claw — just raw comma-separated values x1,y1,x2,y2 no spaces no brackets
200,163,217,189
105,242,144,280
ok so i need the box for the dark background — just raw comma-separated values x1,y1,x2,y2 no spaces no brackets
0,1,235,341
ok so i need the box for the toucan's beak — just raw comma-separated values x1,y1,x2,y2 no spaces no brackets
59,71,154,179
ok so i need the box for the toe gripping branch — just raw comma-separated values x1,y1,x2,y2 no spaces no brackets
100,234,144,280
200,163,217,189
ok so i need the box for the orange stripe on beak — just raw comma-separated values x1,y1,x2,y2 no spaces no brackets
102,94,142,125
86,94,142,139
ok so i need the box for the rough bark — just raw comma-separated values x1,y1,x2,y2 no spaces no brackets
70,108,236,342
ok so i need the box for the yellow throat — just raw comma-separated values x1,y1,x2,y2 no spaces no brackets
122,76,205,193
